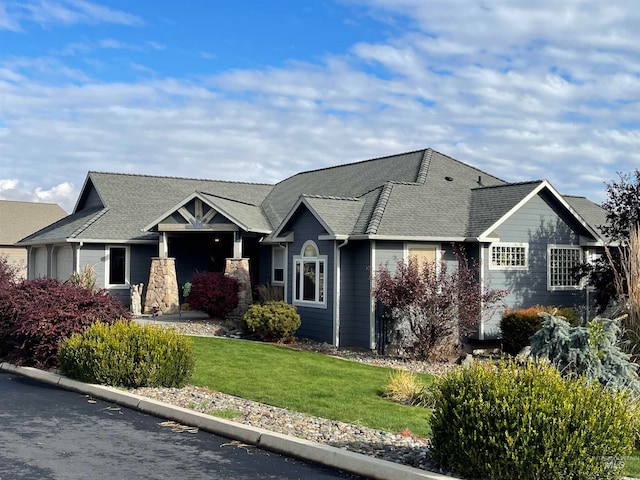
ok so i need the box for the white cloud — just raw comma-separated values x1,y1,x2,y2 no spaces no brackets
2,0,640,212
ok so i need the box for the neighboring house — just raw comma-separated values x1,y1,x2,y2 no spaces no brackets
0,200,67,279
19,148,607,349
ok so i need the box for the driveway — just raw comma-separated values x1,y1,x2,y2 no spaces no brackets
0,372,362,480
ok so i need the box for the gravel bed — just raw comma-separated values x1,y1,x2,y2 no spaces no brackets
131,317,463,477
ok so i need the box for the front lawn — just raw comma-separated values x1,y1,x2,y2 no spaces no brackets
190,336,434,438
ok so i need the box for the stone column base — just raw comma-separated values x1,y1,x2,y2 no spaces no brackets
225,258,252,319
144,257,180,315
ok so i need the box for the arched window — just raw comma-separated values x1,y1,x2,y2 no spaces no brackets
293,240,327,307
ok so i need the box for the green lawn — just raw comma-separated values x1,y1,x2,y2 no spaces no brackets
189,336,640,478
190,336,434,438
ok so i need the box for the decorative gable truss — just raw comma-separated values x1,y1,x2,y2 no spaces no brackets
156,197,237,232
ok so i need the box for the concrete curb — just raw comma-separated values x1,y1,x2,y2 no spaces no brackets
1,362,450,480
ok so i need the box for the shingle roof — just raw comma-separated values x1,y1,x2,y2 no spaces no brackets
0,200,66,245
563,195,608,240
467,181,543,237
19,149,608,246
369,150,505,237
262,149,427,229
44,172,272,242
199,192,272,233
303,195,365,236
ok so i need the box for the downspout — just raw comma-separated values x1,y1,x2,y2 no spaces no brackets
334,239,349,348
478,243,485,341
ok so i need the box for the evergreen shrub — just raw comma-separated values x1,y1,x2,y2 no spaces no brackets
59,320,194,388
500,305,580,355
0,278,129,368
431,360,635,480
241,301,300,342
530,312,640,392
187,272,239,318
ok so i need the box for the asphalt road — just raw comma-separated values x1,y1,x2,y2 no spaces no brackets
0,372,362,480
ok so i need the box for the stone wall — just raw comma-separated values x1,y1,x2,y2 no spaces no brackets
144,257,180,315
225,258,252,319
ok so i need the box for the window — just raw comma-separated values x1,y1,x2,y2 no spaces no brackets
548,245,582,290
272,245,286,285
490,243,528,270
107,246,129,287
293,241,327,307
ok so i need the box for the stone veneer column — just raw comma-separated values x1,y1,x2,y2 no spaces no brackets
144,257,180,315
225,258,252,319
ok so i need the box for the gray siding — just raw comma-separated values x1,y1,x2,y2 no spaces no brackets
339,240,372,348
286,209,334,344
483,191,586,337
77,243,155,308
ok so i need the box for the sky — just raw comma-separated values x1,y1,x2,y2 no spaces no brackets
1,0,639,213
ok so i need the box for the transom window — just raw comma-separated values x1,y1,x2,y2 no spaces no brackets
293,241,327,308
490,243,528,270
548,245,582,290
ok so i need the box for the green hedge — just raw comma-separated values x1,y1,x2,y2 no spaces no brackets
431,360,635,480
59,320,194,388
241,301,300,342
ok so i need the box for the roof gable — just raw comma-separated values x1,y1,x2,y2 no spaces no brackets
474,180,605,243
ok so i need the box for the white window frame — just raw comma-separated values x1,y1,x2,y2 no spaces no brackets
293,240,327,309
547,245,583,291
105,245,130,289
272,245,286,286
489,242,529,270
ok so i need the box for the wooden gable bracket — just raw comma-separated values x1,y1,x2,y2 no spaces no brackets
176,198,217,228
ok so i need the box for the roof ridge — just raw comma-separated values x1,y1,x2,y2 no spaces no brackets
273,148,430,186
199,191,260,207
366,183,394,235
302,194,361,201
69,208,109,238
416,148,432,184
472,179,544,191
89,171,273,187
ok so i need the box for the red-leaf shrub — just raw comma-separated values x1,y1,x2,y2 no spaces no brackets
187,272,239,319
0,278,130,369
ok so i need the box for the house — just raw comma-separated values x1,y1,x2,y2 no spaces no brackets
0,200,67,279
19,148,607,349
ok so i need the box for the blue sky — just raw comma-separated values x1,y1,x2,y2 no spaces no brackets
1,0,639,212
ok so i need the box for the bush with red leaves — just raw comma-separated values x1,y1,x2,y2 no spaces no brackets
187,272,239,319
0,278,130,369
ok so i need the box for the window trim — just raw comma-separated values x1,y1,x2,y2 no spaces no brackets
547,244,583,291
105,245,130,289
271,245,286,286
292,240,327,309
489,242,529,271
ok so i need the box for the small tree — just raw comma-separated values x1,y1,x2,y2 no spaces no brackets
372,245,508,359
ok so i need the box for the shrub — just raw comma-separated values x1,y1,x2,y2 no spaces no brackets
59,320,194,388
431,359,635,480
241,301,300,342
500,305,580,355
0,278,130,368
187,272,239,318
383,369,436,408
68,263,98,294
372,244,508,359
530,312,640,392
